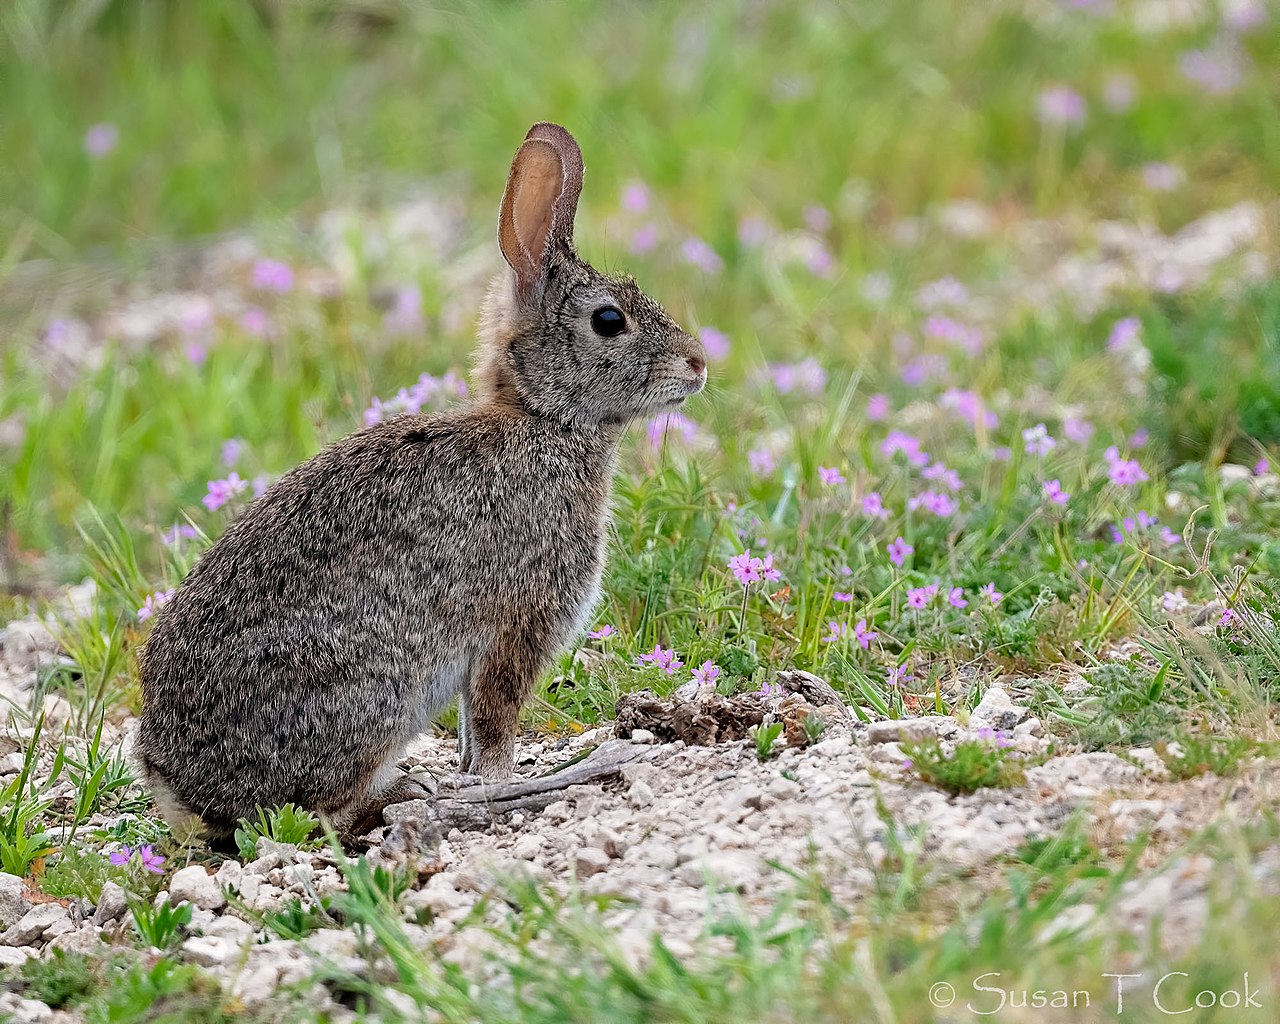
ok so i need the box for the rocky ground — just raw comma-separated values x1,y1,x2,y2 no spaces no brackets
2,587,1276,1022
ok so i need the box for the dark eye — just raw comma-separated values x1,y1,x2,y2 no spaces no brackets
591,306,626,338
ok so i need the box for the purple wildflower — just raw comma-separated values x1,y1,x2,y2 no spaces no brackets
109,846,132,866
681,237,723,274
866,393,890,421
854,619,878,649
638,645,684,675
648,411,698,448
916,276,969,309
1105,447,1149,486
203,472,248,511
881,431,929,467
1037,86,1086,125
1107,317,1141,352
887,537,914,567
138,846,165,874
862,492,891,520
588,625,616,640
948,587,968,609
818,466,846,486
251,259,295,292
906,584,939,610
621,181,650,214
84,123,119,157
384,286,425,336
160,524,199,546
748,448,776,476
239,307,274,339
728,551,761,586
1160,527,1182,547
1063,417,1094,444
908,490,957,517
821,621,847,643
1043,479,1069,505
980,582,1003,605
692,660,720,687
738,216,770,247
630,224,659,254
137,589,175,623
1022,423,1056,456
833,592,853,603
221,438,243,467
886,664,913,688
922,463,962,492
699,327,730,360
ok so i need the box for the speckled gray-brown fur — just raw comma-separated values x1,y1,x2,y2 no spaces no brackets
136,123,707,837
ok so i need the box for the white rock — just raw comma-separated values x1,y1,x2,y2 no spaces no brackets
0,992,54,1023
574,848,611,879
630,729,656,745
214,859,244,892
91,881,128,925
512,834,544,861
168,865,226,911
628,779,655,809
0,872,31,929
969,687,1030,733
866,717,949,745
1,903,69,946
183,934,238,968
46,922,101,956
0,945,36,967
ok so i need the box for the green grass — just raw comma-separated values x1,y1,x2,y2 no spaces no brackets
4,0,1280,1020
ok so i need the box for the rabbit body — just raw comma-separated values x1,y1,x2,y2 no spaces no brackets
137,122,707,837
137,408,616,836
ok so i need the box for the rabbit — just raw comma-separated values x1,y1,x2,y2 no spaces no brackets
136,122,708,840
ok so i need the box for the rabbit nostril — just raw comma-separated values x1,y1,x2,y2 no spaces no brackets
687,356,706,375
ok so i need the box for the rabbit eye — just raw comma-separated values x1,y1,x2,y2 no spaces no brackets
590,306,626,338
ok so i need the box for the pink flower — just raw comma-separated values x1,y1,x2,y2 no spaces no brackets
906,585,938,610
251,259,294,292
866,393,891,421
748,449,776,476
630,224,659,254
137,589,175,623
160,524,198,546
886,665,913,688
699,327,730,360
1105,447,1149,487
109,846,132,866
756,681,783,698
203,472,248,512
821,621,847,643
818,466,846,486
980,582,1003,605
1043,479,1069,505
948,587,968,609
834,592,853,603
138,846,165,874
887,537,913,567
728,550,761,586
1107,317,1141,352
907,491,957,517
1255,458,1270,476
638,645,684,675
621,181,650,214
648,411,699,449
588,625,616,640
854,619,878,649
1037,86,1086,125
84,123,119,157
1218,608,1238,627
862,492,890,520
922,463,962,492
692,660,720,687
1064,417,1094,444
881,431,929,467
681,237,723,274
1022,423,1056,456
757,553,782,583
239,307,274,339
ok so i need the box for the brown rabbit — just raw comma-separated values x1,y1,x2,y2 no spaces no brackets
136,123,707,839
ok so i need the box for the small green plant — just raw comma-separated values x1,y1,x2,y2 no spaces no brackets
750,721,784,761
40,845,124,903
5,949,95,1009
262,896,333,940
902,736,1025,795
801,711,828,745
62,712,138,841
130,897,194,950
0,715,61,877
99,956,238,1023
234,803,322,860
1156,733,1261,780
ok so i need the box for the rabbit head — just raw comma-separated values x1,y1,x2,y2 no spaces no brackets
477,122,707,429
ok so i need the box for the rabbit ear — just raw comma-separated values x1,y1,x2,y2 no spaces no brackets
497,123,584,303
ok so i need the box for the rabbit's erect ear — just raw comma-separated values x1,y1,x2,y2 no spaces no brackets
498,122,585,304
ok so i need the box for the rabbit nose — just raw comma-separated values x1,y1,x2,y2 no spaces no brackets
687,355,706,375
